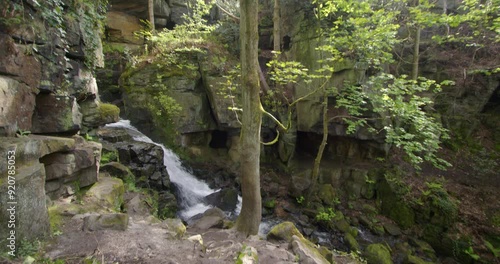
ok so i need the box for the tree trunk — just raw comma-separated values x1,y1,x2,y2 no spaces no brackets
308,90,329,201
411,25,420,80
148,0,155,31
273,0,281,51
235,0,262,236
411,0,420,80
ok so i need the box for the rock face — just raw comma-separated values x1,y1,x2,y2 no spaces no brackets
0,135,101,249
108,0,190,30
0,0,115,135
0,76,36,136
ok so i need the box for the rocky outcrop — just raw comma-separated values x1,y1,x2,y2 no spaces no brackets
0,134,102,249
108,0,190,30
0,0,115,136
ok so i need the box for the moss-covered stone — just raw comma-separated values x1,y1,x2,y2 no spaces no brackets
86,176,125,212
267,221,304,243
291,235,330,264
365,243,393,264
98,103,120,124
345,232,360,252
318,184,337,206
405,255,433,264
160,218,186,239
378,177,415,229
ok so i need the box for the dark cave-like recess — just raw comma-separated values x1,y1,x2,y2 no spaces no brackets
209,130,228,149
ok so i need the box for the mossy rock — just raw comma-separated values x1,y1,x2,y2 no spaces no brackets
267,221,304,243
318,184,337,206
291,235,330,264
345,232,360,252
160,218,186,239
365,243,393,264
378,179,415,229
86,176,125,212
98,103,120,124
404,255,433,264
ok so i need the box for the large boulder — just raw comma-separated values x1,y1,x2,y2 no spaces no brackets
86,176,125,212
364,244,393,264
203,188,238,212
267,221,304,243
291,235,331,264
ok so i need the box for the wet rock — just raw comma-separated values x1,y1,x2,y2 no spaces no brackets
204,188,238,211
82,213,129,231
364,243,393,264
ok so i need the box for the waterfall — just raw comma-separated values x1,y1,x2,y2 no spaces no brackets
106,120,228,220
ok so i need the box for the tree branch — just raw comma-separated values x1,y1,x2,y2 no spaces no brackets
215,3,240,23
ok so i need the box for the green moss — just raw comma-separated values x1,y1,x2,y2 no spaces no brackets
263,199,276,209
378,178,415,229
48,206,63,234
267,221,304,243
364,244,393,264
98,103,120,123
345,232,360,252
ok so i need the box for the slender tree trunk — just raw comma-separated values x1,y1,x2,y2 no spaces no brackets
235,0,262,236
411,25,420,80
148,0,155,31
308,89,329,201
273,0,281,51
411,0,420,80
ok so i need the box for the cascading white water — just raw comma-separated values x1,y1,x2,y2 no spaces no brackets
106,120,218,219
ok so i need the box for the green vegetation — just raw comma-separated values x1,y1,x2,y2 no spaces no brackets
100,150,118,164
315,207,337,222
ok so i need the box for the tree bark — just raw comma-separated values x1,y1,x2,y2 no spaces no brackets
273,0,281,51
148,0,155,31
308,90,328,201
235,0,262,236
411,0,420,80
411,25,420,80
